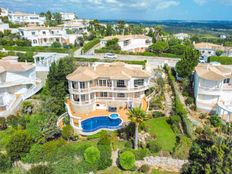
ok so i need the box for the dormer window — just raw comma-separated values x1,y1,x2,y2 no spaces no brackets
223,78,230,84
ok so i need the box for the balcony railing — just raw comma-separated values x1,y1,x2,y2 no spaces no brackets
70,85,148,93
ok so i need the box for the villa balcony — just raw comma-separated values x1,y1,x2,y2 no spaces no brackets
69,85,149,94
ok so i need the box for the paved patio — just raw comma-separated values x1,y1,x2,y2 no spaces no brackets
66,97,148,123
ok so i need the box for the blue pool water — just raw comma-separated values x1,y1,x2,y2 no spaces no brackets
109,113,119,119
81,116,122,133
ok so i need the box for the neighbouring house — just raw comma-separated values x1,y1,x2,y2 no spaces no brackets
194,63,232,122
8,11,45,25
60,12,76,21
194,42,232,57
174,33,190,40
65,62,151,134
100,35,152,53
18,26,79,46
59,20,89,34
0,56,43,117
193,42,224,57
220,35,227,39
0,20,9,32
33,52,68,72
0,7,9,17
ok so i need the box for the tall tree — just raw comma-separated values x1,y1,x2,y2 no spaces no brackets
175,46,199,78
127,107,148,150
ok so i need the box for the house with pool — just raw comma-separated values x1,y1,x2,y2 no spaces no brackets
65,62,151,135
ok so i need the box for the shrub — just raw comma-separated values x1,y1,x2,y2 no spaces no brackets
84,146,100,164
27,165,54,174
0,153,11,172
185,97,194,105
133,148,150,160
119,151,136,170
51,41,62,48
209,115,222,127
208,56,232,65
97,136,112,170
6,130,33,161
7,115,19,128
147,140,161,153
61,125,74,141
0,117,7,130
152,111,165,118
139,164,150,173
82,38,100,53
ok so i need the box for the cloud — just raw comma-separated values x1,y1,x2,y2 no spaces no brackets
0,0,180,11
194,0,207,6
155,1,180,10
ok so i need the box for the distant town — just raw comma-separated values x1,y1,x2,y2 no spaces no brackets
0,6,231,174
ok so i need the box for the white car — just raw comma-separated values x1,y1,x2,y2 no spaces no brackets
104,53,117,59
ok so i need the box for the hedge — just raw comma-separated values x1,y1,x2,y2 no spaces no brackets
82,38,100,53
75,57,147,66
95,49,182,59
208,56,232,65
164,64,193,138
2,46,71,53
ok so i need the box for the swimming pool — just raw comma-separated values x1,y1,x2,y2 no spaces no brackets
81,116,122,133
109,113,120,119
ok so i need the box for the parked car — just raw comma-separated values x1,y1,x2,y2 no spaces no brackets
104,53,117,59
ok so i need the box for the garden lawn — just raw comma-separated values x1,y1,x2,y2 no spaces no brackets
152,169,179,174
145,117,176,152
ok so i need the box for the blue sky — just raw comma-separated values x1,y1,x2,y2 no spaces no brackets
0,0,232,20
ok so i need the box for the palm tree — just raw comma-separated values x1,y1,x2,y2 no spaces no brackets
127,107,149,150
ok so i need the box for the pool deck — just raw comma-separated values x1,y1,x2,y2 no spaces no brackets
66,97,148,124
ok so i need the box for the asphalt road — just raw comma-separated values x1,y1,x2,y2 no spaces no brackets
74,53,180,68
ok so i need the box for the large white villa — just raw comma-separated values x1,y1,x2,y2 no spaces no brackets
0,7,9,17
60,12,76,21
0,56,43,117
8,11,45,25
65,62,151,134
194,63,232,122
18,26,79,46
100,35,152,52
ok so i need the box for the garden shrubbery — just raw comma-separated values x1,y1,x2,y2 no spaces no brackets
209,115,222,127
84,146,100,164
208,56,232,65
119,151,136,170
82,38,100,53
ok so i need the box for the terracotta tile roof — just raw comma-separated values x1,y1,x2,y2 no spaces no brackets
0,59,34,72
102,35,151,41
195,64,232,81
67,62,150,81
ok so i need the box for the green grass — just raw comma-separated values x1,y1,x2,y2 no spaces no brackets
145,117,176,152
152,169,179,174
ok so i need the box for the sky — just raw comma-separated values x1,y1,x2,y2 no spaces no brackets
0,0,232,21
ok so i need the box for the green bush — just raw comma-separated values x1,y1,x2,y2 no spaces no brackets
208,56,232,65
133,148,150,160
0,153,11,172
97,136,112,170
119,151,136,170
61,125,74,141
147,140,161,153
209,115,222,127
138,164,150,173
82,38,100,53
185,97,194,105
27,165,54,174
6,130,33,161
0,117,7,130
51,41,62,48
17,52,34,62
152,111,165,118
84,146,100,164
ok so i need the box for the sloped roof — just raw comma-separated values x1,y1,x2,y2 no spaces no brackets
0,59,34,72
67,62,150,81
102,35,151,41
195,64,232,81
